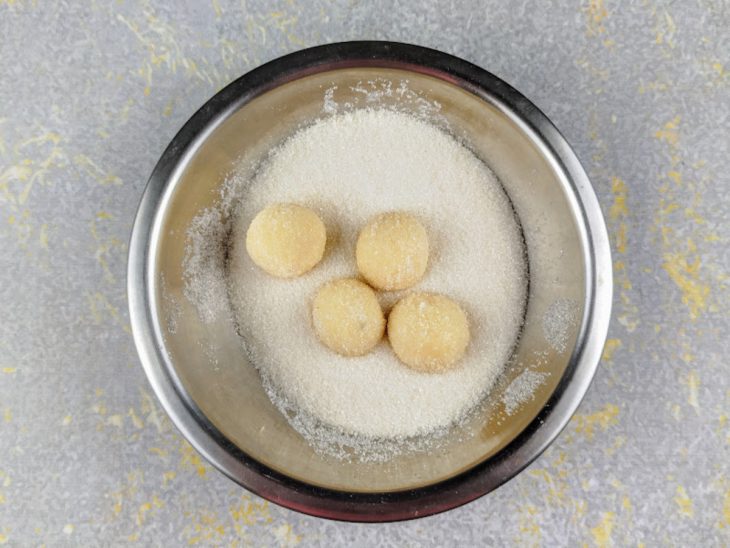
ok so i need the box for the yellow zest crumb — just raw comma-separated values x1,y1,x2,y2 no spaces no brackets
675,485,694,517
590,512,615,547
572,404,619,439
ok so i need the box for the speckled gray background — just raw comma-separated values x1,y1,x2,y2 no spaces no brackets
1,0,729,545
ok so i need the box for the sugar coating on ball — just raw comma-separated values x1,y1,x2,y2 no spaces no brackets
312,278,385,357
245,203,326,278
356,212,429,291
387,292,470,373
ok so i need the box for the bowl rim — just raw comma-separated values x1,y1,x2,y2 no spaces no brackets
127,41,613,522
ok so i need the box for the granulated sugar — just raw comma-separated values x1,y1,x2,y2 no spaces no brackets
183,207,231,324
543,297,579,353
502,369,548,415
225,109,528,444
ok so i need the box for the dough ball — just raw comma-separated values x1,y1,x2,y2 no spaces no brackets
245,203,326,278
387,292,470,373
312,278,385,357
356,212,429,291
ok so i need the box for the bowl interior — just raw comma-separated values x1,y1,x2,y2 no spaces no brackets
150,67,585,493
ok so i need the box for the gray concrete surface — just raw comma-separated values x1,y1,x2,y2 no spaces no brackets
1,0,729,545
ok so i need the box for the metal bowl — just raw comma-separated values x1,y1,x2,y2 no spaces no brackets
128,42,612,522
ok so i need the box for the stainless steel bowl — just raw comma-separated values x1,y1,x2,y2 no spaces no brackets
128,42,612,522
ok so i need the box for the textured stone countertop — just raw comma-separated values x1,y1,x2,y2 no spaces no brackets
1,1,728,545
